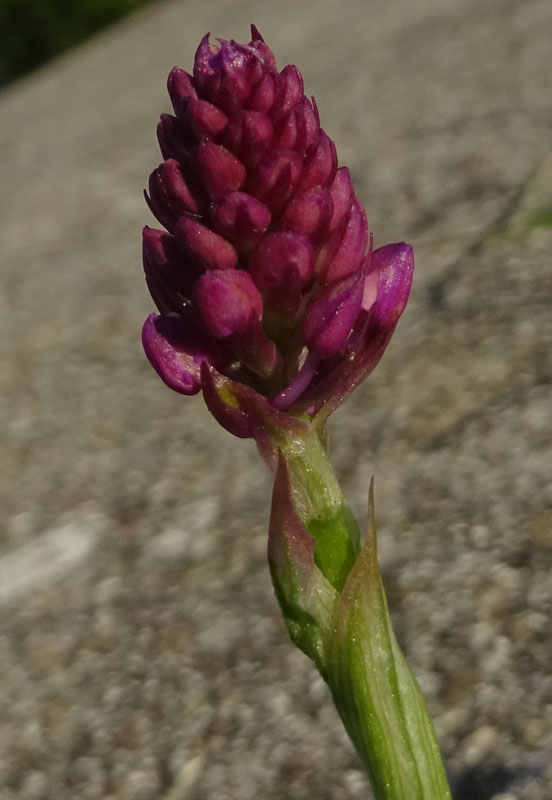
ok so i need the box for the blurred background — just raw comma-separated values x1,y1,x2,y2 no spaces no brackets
0,0,159,87
0,1,551,799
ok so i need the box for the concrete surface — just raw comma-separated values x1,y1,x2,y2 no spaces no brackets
0,0,551,797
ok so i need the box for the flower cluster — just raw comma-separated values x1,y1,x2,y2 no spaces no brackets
142,26,413,435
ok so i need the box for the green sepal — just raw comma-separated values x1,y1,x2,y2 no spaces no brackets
268,453,338,673
326,481,452,800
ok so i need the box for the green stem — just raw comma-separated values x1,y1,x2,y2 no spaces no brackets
269,422,452,800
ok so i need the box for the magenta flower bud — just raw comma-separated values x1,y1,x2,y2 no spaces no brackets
249,232,314,317
146,159,204,232
303,267,365,357
167,67,197,115
197,141,246,199
273,65,304,122
221,111,274,167
274,97,319,156
328,167,353,231
318,198,368,283
157,113,194,163
175,217,238,271
141,27,414,434
193,34,263,114
247,72,277,112
142,226,197,313
296,130,337,194
183,97,228,140
194,269,262,339
366,242,415,324
247,151,302,214
211,191,272,255
279,187,333,241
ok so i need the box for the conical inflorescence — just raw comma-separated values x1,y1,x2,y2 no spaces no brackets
142,26,413,434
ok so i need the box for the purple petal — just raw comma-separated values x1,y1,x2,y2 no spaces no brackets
296,130,337,193
142,313,222,395
328,167,353,231
369,242,414,325
272,65,304,123
292,243,414,419
319,198,368,284
247,72,277,113
303,267,365,357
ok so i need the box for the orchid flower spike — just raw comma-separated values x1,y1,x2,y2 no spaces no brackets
142,26,413,435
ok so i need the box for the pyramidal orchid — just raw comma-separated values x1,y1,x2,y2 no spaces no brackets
140,27,451,800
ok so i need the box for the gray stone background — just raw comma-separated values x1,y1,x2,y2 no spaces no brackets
0,0,551,797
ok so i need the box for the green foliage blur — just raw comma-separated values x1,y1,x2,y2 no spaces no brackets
0,0,156,86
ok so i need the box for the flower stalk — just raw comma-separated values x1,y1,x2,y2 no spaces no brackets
265,418,451,799
139,26,452,799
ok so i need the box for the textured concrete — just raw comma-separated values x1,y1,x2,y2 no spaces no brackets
0,0,551,797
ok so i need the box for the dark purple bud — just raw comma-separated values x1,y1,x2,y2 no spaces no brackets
303,267,365,357
146,159,204,231
174,216,238,271
183,96,228,140
249,232,314,310
142,226,198,313
273,108,300,151
157,114,195,162
248,151,302,214
318,198,368,283
279,187,333,242
167,68,197,116
197,141,246,199
221,111,274,167
194,269,263,339
247,72,277,113
248,25,277,70
273,96,318,155
143,232,180,315
142,312,224,395
193,35,263,114
273,65,304,123
328,167,353,231
211,191,272,255
297,130,337,193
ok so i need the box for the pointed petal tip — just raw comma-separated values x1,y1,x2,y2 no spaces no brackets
250,24,264,42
